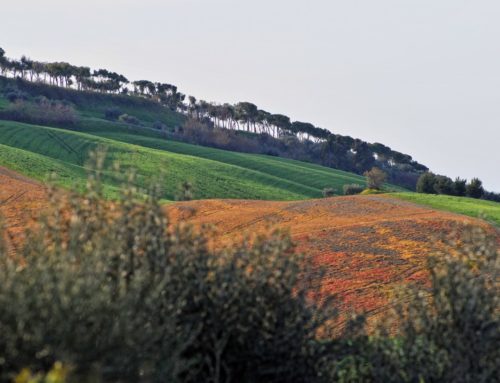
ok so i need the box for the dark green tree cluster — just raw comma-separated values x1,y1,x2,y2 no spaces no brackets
0,53,127,94
0,50,183,112
132,80,185,110
416,172,490,199
186,98,428,180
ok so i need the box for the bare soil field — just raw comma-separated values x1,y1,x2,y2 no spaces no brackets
167,197,494,327
1,168,495,327
0,167,47,253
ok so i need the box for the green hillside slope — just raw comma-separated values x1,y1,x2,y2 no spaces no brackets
82,132,375,193
0,120,394,200
391,192,500,227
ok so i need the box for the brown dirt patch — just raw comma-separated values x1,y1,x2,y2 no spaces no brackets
0,167,48,253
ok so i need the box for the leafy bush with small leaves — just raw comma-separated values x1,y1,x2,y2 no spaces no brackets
318,225,500,383
0,149,336,383
466,178,485,199
417,172,438,194
343,184,364,195
0,150,498,383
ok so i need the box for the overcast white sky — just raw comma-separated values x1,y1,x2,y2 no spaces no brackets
2,0,499,191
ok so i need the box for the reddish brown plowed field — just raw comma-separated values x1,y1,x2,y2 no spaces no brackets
167,197,493,326
0,168,495,327
0,167,48,253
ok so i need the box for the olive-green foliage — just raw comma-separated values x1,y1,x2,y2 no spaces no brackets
319,225,500,383
466,178,485,199
363,167,387,190
393,226,500,383
0,151,498,382
0,150,335,383
416,172,438,194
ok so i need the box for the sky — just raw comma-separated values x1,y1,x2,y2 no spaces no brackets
1,0,499,191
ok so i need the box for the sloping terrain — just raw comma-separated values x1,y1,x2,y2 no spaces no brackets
0,120,402,200
391,192,500,227
1,167,497,327
169,196,495,326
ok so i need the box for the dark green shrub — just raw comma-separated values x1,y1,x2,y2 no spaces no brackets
416,172,437,194
0,150,335,383
483,190,500,202
453,177,467,196
343,184,364,195
322,188,335,198
466,178,485,199
433,175,455,195
104,107,122,120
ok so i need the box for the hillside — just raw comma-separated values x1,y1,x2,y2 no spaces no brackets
2,166,495,328
0,120,403,200
0,73,428,190
166,196,497,326
391,192,500,227
0,75,414,200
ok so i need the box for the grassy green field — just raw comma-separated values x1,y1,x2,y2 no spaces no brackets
1,78,497,225
88,132,386,193
0,77,408,201
0,119,388,200
391,192,500,227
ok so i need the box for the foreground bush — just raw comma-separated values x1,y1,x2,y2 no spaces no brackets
318,225,500,383
14,362,69,383
0,151,498,382
0,150,334,383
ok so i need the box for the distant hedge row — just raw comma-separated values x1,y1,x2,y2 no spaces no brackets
417,172,500,202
